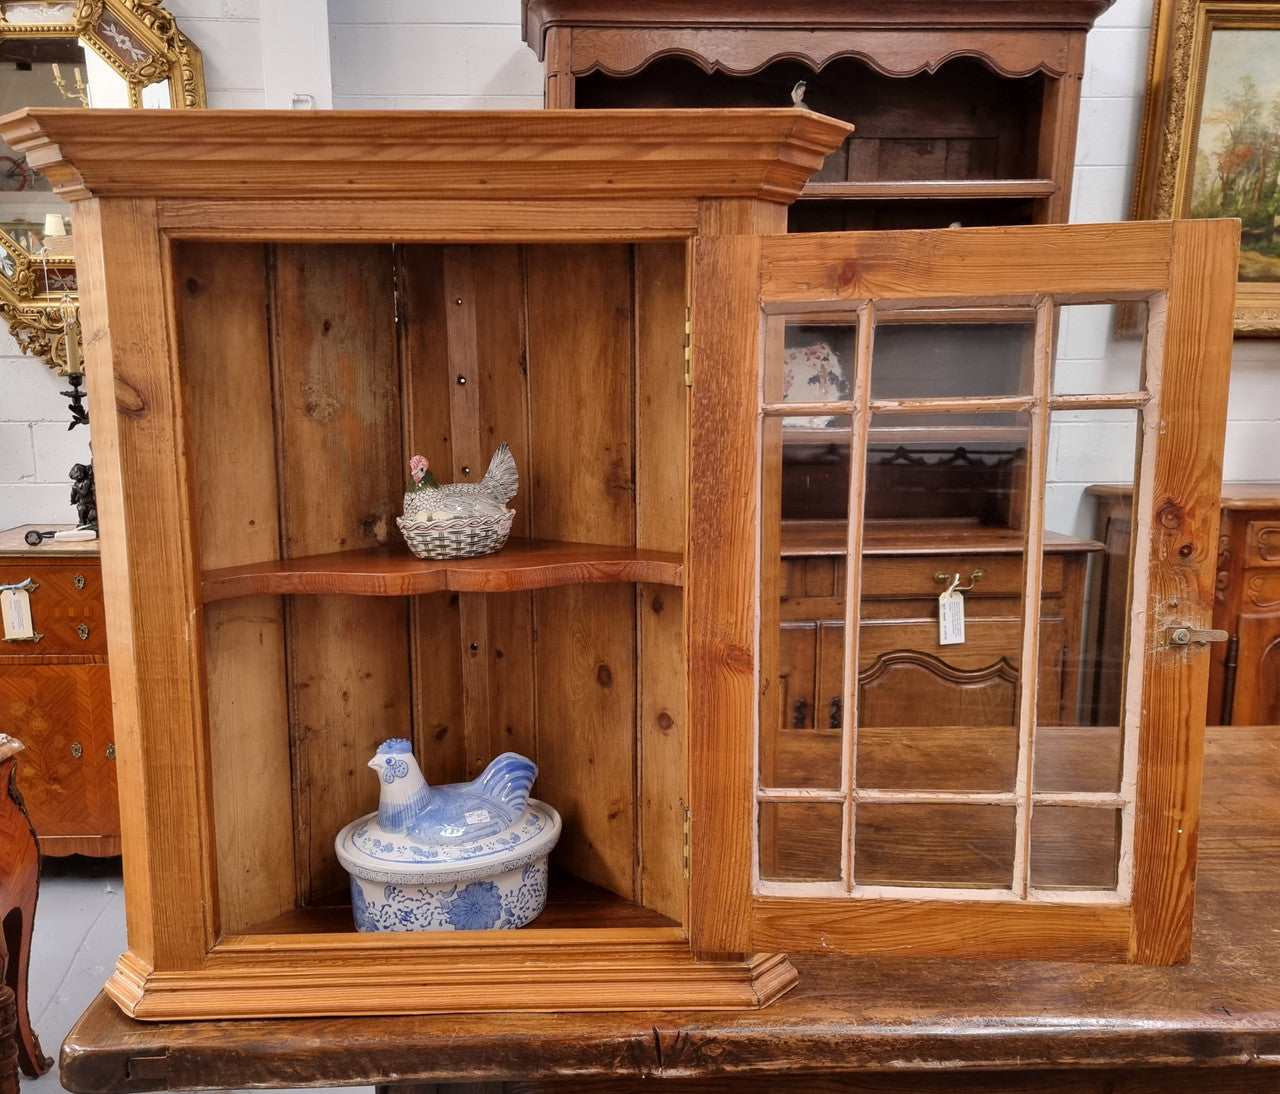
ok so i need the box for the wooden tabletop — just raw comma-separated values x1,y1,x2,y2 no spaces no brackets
60,723,1280,1094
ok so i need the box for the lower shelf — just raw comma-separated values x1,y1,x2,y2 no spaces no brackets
240,870,681,935
103,870,797,1019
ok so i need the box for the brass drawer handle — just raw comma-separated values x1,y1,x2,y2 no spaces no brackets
71,742,83,758
934,569,985,593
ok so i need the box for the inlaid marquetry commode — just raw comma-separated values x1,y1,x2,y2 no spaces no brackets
0,525,119,856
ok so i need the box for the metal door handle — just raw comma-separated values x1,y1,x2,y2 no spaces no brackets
1167,627,1229,647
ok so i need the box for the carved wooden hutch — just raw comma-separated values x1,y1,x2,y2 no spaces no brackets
0,106,1237,1020
521,0,1112,230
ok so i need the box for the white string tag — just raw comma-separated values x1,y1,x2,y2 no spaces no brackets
1,587,35,641
938,574,965,646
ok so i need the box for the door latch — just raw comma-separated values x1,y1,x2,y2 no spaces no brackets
1167,627,1228,647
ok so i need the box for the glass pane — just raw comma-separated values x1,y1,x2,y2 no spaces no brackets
771,322,856,408
871,312,1036,400
765,620,843,790
782,414,852,522
1036,409,1140,794
759,800,844,883
1029,806,1121,891
854,804,1015,889
858,409,1030,796
856,725,1018,794
1053,302,1147,395
765,413,853,792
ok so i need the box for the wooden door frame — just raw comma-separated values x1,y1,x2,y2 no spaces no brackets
688,219,1239,963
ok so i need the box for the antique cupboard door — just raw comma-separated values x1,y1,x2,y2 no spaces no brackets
688,219,1238,963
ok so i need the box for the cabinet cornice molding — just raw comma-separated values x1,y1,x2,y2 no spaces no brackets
0,107,855,208
523,0,1117,59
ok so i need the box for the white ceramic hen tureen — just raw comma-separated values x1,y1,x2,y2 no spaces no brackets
334,739,560,931
397,442,518,560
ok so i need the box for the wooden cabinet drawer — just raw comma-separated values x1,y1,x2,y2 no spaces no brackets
0,558,106,656
0,662,120,852
782,552,1069,606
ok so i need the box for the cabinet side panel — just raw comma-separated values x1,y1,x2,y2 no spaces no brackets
174,241,295,933
270,243,409,902
75,198,213,966
526,244,638,899
635,241,689,921
688,235,763,953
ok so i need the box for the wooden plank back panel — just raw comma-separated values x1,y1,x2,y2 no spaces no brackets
634,241,689,921
174,241,295,934
525,244,638,900
466,246,538,777
398,245,539,784
398,245,468,787
269,242,409,902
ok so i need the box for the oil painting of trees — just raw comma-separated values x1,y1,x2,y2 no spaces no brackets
1190,29,1280,282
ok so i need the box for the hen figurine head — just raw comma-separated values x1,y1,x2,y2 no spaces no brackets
370,738,415,783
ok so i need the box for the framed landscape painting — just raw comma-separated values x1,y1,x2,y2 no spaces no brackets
1134,0,1280,334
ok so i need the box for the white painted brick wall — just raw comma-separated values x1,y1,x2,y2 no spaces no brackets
328,0,542,109
0,354,91,526
1,0,1276,526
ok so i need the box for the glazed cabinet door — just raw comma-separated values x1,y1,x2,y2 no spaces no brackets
687,219,1238,963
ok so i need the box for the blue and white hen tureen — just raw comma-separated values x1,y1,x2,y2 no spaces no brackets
335,739,561,931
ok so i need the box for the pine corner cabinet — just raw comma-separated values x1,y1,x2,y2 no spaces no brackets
0,107,1238,1022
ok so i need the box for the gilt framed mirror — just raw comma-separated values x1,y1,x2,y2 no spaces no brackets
0,0,203,371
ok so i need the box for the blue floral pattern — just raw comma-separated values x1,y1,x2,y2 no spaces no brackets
444,881,504,929
350,861,549,932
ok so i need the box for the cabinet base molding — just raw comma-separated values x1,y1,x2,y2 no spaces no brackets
104,943,799,1020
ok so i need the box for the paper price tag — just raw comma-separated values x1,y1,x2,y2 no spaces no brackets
938,586,965,646
1,587,35,641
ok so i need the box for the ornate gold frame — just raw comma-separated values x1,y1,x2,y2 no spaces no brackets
0,0,205,370
1133,0,1280,336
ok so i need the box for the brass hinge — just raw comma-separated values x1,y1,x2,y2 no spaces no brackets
682,803,691,879
683,306,692,387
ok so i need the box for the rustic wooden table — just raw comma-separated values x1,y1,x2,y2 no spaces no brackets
59,724,1280,1094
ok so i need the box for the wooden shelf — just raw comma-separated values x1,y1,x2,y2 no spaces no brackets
800,179,1060,202
201,538,684,603
231,871,681,938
